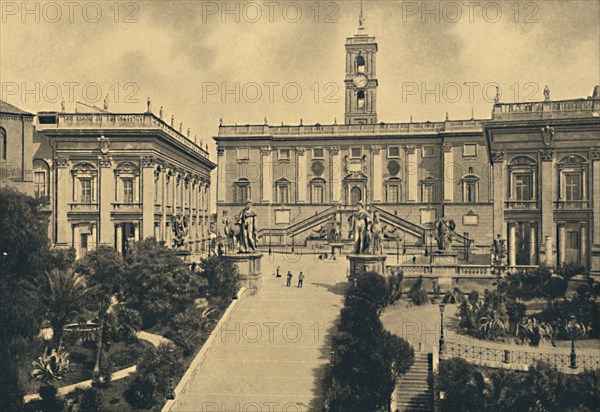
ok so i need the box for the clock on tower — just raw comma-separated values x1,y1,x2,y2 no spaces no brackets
344,5,378,125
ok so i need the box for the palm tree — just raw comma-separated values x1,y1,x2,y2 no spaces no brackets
43,268,92,348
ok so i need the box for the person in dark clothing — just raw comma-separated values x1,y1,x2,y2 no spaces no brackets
286,271,293,287
276,266,281,277
297,272,304,288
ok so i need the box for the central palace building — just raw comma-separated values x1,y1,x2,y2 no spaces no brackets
215,23,600,277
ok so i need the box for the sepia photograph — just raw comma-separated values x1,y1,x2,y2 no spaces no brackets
1,0,599,411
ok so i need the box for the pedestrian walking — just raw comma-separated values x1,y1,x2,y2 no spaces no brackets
297,272,304,288
286,271,293,287
276,266,281,277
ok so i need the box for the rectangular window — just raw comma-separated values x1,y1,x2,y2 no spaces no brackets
237,185,249,204
313,148,324,159
237,147,249,160
422,184,434,203
388,185,399,203
123,179,134,203
312,185,324,204
422,146,435,158
564,174,581,201
388,147,400,158
278,185,289,203
351,147,362,158
80,179,92,204
514,174,531,201
34,171,46,199
279,149,290,160
465,182,477,203
463,144,477,157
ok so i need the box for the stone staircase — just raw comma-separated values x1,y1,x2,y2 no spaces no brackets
395,351,433,412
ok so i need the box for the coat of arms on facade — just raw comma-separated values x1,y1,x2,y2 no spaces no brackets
540,126,555,147
98,135,111,154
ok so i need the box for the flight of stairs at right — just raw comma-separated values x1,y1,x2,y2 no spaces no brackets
395,351,433,412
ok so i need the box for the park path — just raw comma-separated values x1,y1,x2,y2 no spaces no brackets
168,255,348,412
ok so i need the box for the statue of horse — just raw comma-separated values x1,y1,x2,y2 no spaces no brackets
223,212,242,253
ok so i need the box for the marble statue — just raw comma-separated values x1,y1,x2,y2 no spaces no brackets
147,97,151,113
348,201,371,254
103,94,109,111
223,202,258,253
60,98,65,112
544,85,550,101
171,214,189,248
434,216,456,252
171,115,175,128
159,106,164,119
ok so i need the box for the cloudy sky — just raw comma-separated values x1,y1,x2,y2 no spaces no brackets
2,0,599,157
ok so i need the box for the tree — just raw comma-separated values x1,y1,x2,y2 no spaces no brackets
122,239,206,327
42,268,92,348
438,358,486,411
199,255,238,306
124,343,184,409
408,275,430,306
75,247,125,374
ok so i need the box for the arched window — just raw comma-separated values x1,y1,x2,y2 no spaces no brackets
33,159,50,201
356,55,365,73
357,90,365,108
0,127,6,161
234,178,251,204
72,162,98,204
310,178,326,204
461,174,480,203
557,154,588,209
385,177,402,203
275,178,291,204
508,156,536,209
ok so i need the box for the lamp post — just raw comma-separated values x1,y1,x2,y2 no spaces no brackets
429,232,434,264
464,232,470,262
569,315,577,369
491,234,507,310
439,303,446,354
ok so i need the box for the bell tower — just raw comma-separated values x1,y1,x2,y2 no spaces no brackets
344,0,378,125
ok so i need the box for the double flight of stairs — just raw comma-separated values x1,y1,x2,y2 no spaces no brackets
395,351,433,412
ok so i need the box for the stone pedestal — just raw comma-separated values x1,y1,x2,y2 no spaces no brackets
430,252,458,276
221,252,263,292
331,243,345,258
174,250,192,263
347,254,387,278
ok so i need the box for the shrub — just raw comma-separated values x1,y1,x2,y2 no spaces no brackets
66,387,101,412
438,358,486,411
165,306,217,356
408,276,429,306
385,270,403,305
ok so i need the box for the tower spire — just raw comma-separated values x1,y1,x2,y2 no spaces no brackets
358,0,365,33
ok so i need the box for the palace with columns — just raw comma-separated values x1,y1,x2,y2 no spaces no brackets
31,111,215,259
215,23,600,276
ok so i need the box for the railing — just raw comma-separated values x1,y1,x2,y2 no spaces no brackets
456,265,491,276
218,120,482,137
112,203,142,213
554,200,590,209
372,206,425,239
493,98,598,119
69,203,98,212
505,200,538,209
442,342,600,371
44,113,210,159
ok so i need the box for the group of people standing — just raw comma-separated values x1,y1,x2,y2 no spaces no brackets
276,266,304,288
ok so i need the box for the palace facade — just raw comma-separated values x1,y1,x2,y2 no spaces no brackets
214,25,600,276
21,110,217,259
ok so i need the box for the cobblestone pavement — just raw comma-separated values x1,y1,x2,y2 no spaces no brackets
170,254,348,412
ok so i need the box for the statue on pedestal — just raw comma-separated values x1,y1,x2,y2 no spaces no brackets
434,216,456,252
171,215,189,248
223,202,258,253
348,201,371,254
370,211,384,255
308,225,328,240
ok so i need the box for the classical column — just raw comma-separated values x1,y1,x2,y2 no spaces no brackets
55,155,71,245
491,151,505,242
580,222,587,270
592,148,600,275
217,148,225,203
372,146,382,203
261,147,272,203
141,156,155,240
99,155,114,247
508,222,517,267
529,222,537,265
115,224,123,253
133,223,139,241
558,222,566,266
540,148,555,264
297,148,307,203
443,144,454,202
73,224,81,259
331,146,342,203
90,223,97,251
406,146,417,202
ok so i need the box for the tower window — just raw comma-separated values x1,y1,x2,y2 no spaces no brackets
357,90,365,108
356,55,365,73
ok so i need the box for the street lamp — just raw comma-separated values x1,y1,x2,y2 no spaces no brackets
464,232,470,262
439,303,446,354
569,315,577,369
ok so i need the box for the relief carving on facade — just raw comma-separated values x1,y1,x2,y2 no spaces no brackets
491,150,505,163
539,148,554,161
541,125,555,146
